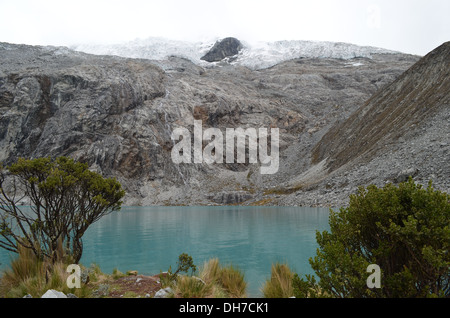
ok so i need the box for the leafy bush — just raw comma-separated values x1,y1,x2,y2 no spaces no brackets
0,156,125,264
295,178,449,298
165,253,197,283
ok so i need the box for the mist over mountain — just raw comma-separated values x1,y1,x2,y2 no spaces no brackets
71,37,399,70
0,38,448,207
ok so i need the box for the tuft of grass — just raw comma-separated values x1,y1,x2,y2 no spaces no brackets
217,264,247,298
0,245,91,298
112,268,126,279
122,291,139,298
199,258,247,298
3,245,43,284
174,275,211,298
170,258,247,298
200,258,221,283
261,263,295,298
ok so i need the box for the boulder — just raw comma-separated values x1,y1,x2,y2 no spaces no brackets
154,287,173,298
81,268,90,284
41,289,67,298
93,284,110,297
127,270,138,276
394,168,419,183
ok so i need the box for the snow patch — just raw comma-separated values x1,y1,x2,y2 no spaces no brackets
71,37,398,70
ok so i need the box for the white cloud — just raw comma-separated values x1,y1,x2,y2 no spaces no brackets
0,0,448,55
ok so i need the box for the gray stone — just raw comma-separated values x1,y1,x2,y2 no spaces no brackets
81,268,90,284
395,168,419,183
154,287,173,298
41,289,67,298
92,284,110,297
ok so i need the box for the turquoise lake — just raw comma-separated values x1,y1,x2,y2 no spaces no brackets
0,206,331,297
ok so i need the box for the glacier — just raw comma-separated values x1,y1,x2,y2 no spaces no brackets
70,37,399,70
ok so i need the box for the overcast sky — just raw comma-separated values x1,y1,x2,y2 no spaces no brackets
0,0,448,56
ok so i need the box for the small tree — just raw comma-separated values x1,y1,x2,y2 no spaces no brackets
166,253,197,282
295,178,449,298
0,156,125,264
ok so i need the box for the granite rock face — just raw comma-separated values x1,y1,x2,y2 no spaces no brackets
0,44,165,181
2,40,447,207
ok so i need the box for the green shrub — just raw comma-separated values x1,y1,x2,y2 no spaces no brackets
303,178,449,298
164,253,198,285
292,273,322,298
0,156,125,264
112,268,126,279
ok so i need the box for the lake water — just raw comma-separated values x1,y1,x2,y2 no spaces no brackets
0,206,331,297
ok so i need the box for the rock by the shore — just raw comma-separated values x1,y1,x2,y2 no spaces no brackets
208,191,253,204
41,289,67,298
154,287,173,298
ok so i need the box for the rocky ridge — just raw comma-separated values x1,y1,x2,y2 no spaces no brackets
71,37,399,70
0,39,447,207
274,41,450,207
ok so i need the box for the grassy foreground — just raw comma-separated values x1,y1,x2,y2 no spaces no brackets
0,248,294,298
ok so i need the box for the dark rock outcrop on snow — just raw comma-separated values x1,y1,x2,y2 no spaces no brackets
200,37,243,62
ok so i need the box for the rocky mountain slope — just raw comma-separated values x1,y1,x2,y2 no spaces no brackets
1,39,447,207
276,41,450,207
